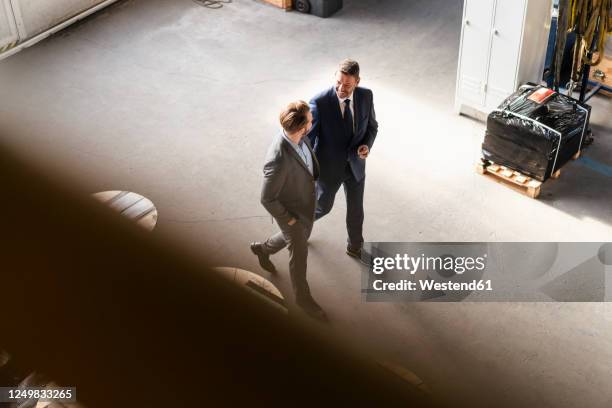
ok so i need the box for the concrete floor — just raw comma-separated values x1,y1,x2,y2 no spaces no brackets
1,0,612,406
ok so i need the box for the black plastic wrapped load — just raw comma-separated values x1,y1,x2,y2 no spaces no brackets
482,85,590,181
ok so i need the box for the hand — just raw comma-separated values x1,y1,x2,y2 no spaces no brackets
288,218,297,226
358,145,369,159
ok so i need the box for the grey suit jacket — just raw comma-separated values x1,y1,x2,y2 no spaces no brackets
260,133,320,228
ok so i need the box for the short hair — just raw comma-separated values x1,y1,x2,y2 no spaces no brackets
338,59,360,78
279,101,310,134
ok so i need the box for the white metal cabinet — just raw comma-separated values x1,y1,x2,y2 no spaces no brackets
456,0,496,108
14,0,103,39
455,0,553,118
1,0,119,60
0,0,19,51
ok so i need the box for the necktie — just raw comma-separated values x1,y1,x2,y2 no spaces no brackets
343,99,354,138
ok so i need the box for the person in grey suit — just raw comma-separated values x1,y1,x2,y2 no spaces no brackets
251,101,326,321
308,59,378,259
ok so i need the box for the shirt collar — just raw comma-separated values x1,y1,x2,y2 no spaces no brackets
282,130,304,147
337,91,354,104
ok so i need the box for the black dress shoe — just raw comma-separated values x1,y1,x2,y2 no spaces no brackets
297,297,328,322
346,246,372,266
250,242,276,273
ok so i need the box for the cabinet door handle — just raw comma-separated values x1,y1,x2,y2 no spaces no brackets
465,19,470,26
493,28,499,35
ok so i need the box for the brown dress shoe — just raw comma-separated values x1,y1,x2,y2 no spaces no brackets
346,245,361,258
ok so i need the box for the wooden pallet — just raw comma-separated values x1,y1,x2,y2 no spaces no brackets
477,162,543,198
476,150,581,198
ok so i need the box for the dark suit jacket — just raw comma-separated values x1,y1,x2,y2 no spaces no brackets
260,133,320,228
308,86,378,183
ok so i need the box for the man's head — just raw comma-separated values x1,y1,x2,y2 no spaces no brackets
335,59,360,99
279,100,313,139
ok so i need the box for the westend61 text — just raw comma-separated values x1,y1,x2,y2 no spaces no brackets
372,279,493,292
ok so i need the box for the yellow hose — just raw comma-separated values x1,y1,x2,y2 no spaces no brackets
568,0,611,66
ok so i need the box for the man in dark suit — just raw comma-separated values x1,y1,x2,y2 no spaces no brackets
308,59,378,258
250,101,326,321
